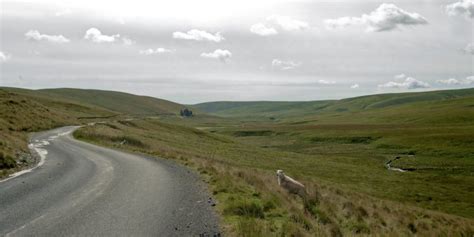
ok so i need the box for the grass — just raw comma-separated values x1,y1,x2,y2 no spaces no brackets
2,86,474,236
74,118,474,236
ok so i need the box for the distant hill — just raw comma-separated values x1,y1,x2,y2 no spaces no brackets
37,88,183,116
193,88,474,121
192,101,334,118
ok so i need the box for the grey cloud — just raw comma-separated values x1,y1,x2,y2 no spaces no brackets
446,0,474,18
464,43,474,54
325,3,428,32
25,30,70,43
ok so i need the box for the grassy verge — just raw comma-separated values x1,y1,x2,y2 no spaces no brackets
74,119,474,236
0,88,116,178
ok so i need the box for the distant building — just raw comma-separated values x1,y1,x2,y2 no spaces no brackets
180,108,193,117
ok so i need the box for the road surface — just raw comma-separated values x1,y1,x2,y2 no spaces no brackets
0,126,220,236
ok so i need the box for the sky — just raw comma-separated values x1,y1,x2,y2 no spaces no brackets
0,0,473,104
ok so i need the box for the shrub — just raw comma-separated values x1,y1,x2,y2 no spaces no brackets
0,152,16,169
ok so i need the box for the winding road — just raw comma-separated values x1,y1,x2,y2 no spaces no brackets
0,126,220,236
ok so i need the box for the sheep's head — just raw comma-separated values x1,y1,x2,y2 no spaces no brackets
276,170,285,185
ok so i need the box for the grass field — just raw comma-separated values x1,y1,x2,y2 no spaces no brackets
74,117,474,236
1,87,473,236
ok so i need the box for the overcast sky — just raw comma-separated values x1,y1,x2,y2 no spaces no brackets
0,0,472,103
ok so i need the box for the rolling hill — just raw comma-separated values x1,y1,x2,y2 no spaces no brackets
0,87,186,176
193,88,474,120
36,88,184,116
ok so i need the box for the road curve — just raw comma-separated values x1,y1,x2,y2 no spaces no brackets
0,126,220,236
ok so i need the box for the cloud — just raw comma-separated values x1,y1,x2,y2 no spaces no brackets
464,43,474,54
437,78,462,85
139,48,174,55
271,59,301,70
0,51,11,63
122,37,135,46
200,49,232,62
172,29,224,42
437,76,474,85
350,84,360,89
267,15,309,31
250,15,308,36
394,73,407,79
324,3,428,32
318,79,336,85
446,0,474,18
250,23,278,36
379,77,430,89
25,30,70,43
84,28,120,43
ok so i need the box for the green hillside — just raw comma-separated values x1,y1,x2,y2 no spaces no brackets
38,88,183,116
193,88,474,120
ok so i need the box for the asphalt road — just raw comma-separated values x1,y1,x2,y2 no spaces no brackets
0,126,220,236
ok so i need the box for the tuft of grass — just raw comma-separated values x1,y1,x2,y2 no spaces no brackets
224,199,265,218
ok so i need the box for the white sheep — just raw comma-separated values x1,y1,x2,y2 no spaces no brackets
276,170,306,197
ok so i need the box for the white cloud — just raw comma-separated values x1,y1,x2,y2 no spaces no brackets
25,30,70,43
318,79,336,85
446,0,474,18
394,73,407,79
350,83,360,89
84,28,120,43
139,48,174,55
122,37,135,46
250,23,278,36
464,43,474,54
267,15,309,31
271,59,301,70
172,29,224,42
437,77,474,85
379,77,430,89
324,3,428,32
200,49,232,62
0,51,11,63
250,15,308,36
437,78,462,85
